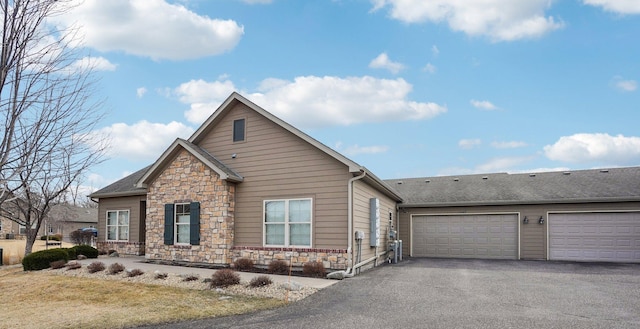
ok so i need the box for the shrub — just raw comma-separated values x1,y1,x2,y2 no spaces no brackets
154,271,168,280
126,269,144,277
22,249,69,271
267,260,289,275
66,262,82,270
70,230,94,245
64,247,77,260
50,260,67,269
233,257,254,271
87,261,106,273
71,245,99,259
302,261,326,278
182,274,199,282
210,269,240,288
249,275,273,288
40,234,62,241
107,262,125,275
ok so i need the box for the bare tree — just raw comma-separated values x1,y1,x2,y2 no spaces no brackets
0,0,107,255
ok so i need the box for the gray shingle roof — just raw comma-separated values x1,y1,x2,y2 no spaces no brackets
89,166,150,198
385,167,640,207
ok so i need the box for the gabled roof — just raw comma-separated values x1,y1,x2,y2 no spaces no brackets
189,92,402,201
387,166,640,207
136,138,243,188
89,166,150,198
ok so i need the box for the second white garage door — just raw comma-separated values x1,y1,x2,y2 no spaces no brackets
412,214,518,259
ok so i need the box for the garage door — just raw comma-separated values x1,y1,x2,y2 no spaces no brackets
549,212,640,262
412,214,518,259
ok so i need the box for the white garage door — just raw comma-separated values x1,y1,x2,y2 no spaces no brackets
412,214,518,259
549,212,640,263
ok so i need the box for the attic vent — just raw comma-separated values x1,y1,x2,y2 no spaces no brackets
563,172,571,175
397,181,403,185
600,169,609,173
453,178,459,182
529,173,536,177
482,176,488,180
425,179,431,183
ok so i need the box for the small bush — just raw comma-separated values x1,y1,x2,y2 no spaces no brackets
71,245,99,259
87,261,106,273
302,261,326,278
40,234,62,241
210,269,240,288
126,269,144,277
50,260,67,269
182,274,199,282
22,249,70,271
107,262,125,275
98,249,109,255
66,262,82,270
267,260,289,275
70,230,94,245
64,247,77,260
249,275,273,288
233,257,254,271
154,272,168,280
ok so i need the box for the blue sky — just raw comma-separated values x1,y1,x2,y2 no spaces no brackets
50,0,640,193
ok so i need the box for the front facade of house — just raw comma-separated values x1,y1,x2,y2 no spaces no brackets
90,92,640,271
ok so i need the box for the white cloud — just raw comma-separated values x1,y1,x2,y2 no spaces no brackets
53,0,244,60
372,0,564,41
136,87,147,98
583,0,640,14
612,77,638,92
423,63,437,74
369,53,406,74
491,141,527,149
431,45,440,57
459,139,482,149
543,133,640,164
476,156,534,172
69,56,117,72
470,99,498,110
174,75,447,128
340,144,389,156
85,121,195,161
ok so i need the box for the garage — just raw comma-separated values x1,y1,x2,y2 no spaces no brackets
549,212,640,263
412,214,518,259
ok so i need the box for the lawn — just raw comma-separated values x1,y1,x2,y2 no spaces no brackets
0,239,75,265
0,267,285,329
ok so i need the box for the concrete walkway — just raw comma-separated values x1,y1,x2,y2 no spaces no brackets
76,256,338,290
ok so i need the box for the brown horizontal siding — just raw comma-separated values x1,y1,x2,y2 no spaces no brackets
352,180,396,264
97,195,146,244
197,103,350,250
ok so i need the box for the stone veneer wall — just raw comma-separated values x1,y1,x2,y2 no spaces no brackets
97,241,145,255
232,247,349,270
145,150,235,265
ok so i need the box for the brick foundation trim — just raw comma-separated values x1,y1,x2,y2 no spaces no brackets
231,246,349,270
97,241,145,256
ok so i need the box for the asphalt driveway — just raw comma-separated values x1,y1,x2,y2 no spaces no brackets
135,258,640,329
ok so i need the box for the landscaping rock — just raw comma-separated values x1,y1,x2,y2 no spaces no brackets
280,281,302,291
77,255,87,260
108,252,119,257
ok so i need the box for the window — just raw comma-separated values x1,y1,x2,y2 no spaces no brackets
264,198,312,247
233,118,245,142
175,203,191,244
106,210,129,241
164,202,200,245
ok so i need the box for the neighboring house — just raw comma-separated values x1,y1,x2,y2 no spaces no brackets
389,168,640,263
90,92,402,271
46,204,98,242
90,92,640,269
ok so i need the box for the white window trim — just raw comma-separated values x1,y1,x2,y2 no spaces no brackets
263,198,313,247
106,210,130,242
174,203,191,245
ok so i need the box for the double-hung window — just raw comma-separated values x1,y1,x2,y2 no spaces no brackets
163,202,200,246
264,198,312,247
106,210,129,241
175,203,191,244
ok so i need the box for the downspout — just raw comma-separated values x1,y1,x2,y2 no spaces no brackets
327,170,366,279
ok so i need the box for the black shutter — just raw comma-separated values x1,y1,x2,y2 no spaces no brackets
164,204,174,245
190,202,200,245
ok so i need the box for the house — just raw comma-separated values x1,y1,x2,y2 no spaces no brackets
90,92,640,270
388,168,640,263
0,203,97,241
90,92,402,271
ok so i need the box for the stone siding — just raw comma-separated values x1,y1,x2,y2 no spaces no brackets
232,247,349,270
97,241,145,255
145,150,235,264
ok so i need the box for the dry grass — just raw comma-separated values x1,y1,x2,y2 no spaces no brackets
0,267,285,329
0,240,76,265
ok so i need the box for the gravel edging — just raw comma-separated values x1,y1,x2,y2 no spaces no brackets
48,264,318,302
